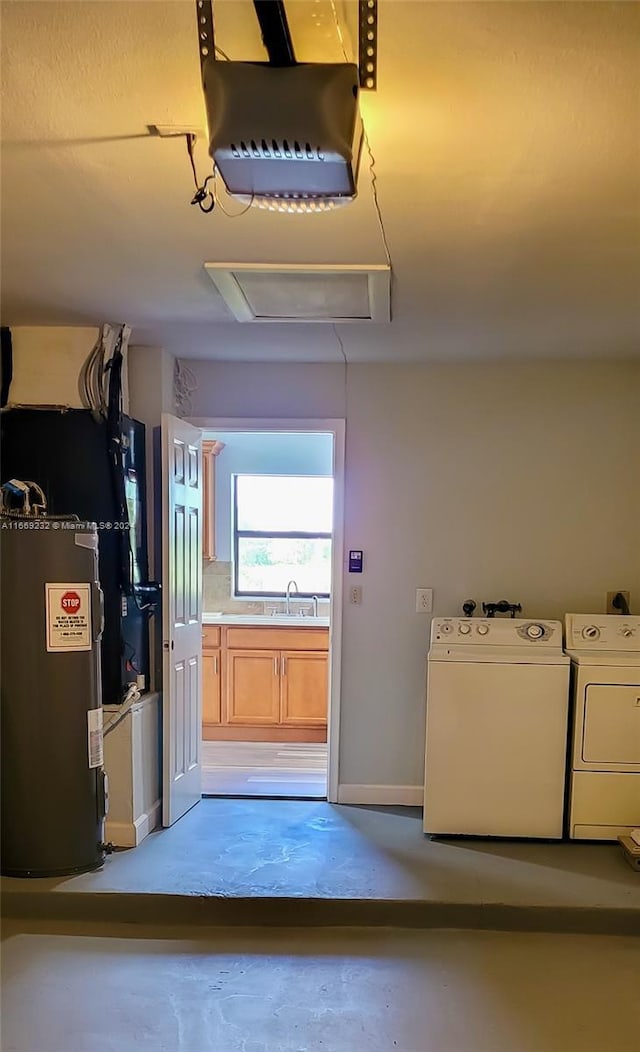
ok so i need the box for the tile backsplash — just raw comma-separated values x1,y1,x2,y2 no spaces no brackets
203,560,330,617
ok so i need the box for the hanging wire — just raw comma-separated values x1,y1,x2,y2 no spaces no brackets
333,323,349,421
364,128,392,268
185,133,215,213
212,167,254,216
333,323,347,365
214,45,232,60
330,0,351,61
184,133,254,217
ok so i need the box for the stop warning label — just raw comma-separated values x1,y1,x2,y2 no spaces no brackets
61,591,82,613
46,583,92,653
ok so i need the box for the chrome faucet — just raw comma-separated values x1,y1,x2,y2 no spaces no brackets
286,580,299,615
311,595,319,618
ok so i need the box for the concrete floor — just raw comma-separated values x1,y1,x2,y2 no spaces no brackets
3,801,639,931
2,922,639,1052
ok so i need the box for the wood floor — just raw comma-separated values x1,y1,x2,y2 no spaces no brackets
201,740,328,798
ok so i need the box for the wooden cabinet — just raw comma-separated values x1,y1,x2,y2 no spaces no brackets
202,626,222,728
226,650,281,725
202,649,221,725
202,440,225,562
280,651,328,726
202,625,329,742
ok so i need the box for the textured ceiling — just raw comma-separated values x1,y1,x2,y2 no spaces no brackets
1,0,639,362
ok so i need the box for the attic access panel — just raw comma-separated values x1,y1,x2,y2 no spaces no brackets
204,263,390,323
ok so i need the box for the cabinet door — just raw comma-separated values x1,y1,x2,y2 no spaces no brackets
202,648,221,725
280,651,328,726
226,649,280,725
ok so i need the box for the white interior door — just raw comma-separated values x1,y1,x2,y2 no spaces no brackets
162,413,203,826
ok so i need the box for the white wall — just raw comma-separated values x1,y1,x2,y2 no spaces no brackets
8,325,130,410
103,692,161,847
187,358,640,791
205,430,334,561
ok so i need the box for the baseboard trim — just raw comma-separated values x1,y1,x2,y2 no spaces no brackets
104,820,137,849
337,784,423,806
134,799,162,843
106,800,161,849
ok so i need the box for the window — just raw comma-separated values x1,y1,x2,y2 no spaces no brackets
233,475,333,597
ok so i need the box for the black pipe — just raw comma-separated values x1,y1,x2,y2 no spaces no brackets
252,0,296,66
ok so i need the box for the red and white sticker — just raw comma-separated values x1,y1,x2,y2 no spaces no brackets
45,583,92,652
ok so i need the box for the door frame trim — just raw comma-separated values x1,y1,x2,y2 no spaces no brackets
188,416,345,804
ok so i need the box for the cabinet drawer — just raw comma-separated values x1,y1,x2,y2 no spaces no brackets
225,627,328,651
202,625,221,648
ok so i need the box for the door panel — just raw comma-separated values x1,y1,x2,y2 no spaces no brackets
174,505,186,625
188,507,199,622
202,649,221,725
162,415,203,827
226,650,280,724
583,685,640,764
280,651,328,726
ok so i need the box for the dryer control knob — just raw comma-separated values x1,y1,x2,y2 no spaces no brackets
477,624,489,636
583,625,600,640
459,623,471,635
621,627,634,638
526,623,544,639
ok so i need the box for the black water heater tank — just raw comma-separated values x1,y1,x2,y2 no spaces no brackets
1,519,107,876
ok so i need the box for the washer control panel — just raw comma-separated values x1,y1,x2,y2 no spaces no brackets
565,614,640,652
431,618,561,646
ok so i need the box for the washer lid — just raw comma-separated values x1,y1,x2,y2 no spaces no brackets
582,685,640,764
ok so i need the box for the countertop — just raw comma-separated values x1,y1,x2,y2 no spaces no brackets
203,613,330,628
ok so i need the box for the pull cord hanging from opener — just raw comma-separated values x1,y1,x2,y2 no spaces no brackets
186,133,215,213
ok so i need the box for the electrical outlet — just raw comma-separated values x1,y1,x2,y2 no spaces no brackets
350,586,362,605
416,588,433,613
607,590,630,614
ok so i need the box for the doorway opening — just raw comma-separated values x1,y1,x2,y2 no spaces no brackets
194,421,344,801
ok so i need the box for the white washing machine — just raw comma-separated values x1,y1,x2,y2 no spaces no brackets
565,613,640,840
423,617,570,838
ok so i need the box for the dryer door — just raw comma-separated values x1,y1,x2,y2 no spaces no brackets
582,685,640,765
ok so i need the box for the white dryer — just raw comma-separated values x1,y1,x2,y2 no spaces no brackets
423,617,570,838
565,614,640,840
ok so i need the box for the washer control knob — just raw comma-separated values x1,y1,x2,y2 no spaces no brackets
621,626,634,638
477,624,489,636
583,625,600,640
440,623,453,635
525,623,544,640
459,622,471,635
